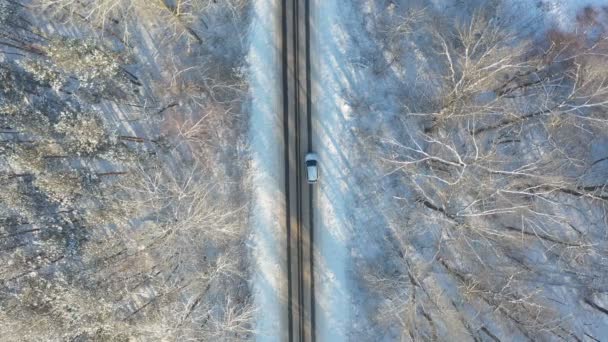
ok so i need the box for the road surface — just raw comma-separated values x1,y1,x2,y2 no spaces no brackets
281,0,314,340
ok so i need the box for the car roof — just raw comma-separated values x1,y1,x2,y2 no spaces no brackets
307,163,318,180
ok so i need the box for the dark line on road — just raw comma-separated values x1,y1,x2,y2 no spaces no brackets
293,0,304,340
304,0,314,339
284,0,313,340
281,0,293,340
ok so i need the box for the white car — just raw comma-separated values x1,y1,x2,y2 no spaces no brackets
305,152,318,184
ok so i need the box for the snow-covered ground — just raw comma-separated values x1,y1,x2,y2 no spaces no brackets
313,0,608,340
310,0,404,340
247,0,287,340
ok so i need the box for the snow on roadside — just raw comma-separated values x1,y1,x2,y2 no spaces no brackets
311,0,403,340
247,0,286,340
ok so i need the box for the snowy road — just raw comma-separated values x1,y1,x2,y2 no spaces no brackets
281,0,315,340
250,0,384,340
249,0,314,340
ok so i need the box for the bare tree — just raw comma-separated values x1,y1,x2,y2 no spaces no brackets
0,0,253,339
34,0,249,45
371,7,608,341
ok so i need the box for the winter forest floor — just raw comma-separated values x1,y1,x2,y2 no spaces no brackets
1,0,608,341
0,0,253,340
